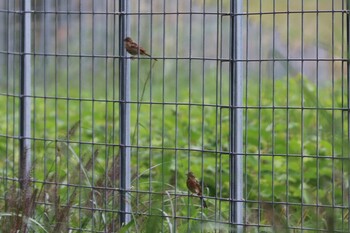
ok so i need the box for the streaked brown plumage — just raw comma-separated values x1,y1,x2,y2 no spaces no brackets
186,171,207,208
124,37,157,61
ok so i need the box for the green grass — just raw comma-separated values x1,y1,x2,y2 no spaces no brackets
0,60,348,232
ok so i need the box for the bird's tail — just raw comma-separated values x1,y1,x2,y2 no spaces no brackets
200,196,208,208
145,53,158,61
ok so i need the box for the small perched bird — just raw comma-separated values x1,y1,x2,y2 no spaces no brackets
186,171,207,208
124,37,157,61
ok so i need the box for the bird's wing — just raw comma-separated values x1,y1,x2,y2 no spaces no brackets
195,179,202,193
139,46,149,56
130,41,139,49
130,42,149,55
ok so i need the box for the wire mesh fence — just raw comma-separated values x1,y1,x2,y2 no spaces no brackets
0,0,349,232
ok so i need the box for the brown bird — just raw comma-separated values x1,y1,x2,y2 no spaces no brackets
186,171,207,208
124,37,157,61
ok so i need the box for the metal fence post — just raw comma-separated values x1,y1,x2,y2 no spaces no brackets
19,0,32,189
119,0,131,225
347,1,350,230
229,0,243,231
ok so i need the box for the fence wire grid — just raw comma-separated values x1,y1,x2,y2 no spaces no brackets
0,0,349,232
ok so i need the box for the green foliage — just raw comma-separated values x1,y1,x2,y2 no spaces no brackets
244,75,348,232
0,59,349,231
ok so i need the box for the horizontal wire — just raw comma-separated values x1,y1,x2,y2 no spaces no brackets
0,93,347,111
0,134,347,160
0,9,348,15
0,50,348,62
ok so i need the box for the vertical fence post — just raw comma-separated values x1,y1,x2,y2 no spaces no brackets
119,0,131,225
19,0,32,189
229,0,243,231
347,1,350,231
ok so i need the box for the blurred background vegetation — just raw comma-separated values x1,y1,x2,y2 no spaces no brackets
0,0,348,232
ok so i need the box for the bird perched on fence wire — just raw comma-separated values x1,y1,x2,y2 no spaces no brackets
124,37,158,61
186,171,208,208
